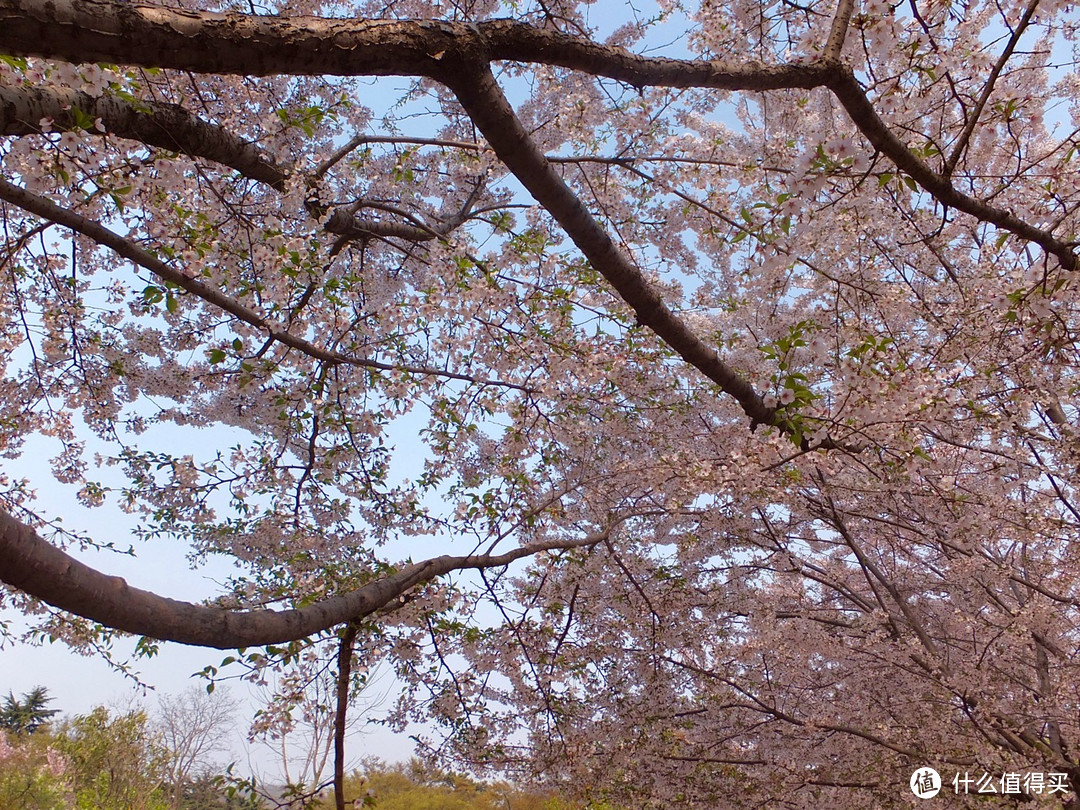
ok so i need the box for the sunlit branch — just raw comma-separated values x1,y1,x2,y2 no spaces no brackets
0,0,836,90
824,0,855,59
314,131,796,179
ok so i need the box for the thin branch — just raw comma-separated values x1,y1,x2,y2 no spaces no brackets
943,0,1041,175
0,175,531,392
827,68,1078,271
315,134,484,178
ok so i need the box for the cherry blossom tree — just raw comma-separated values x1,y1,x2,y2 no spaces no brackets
1,0,1080,805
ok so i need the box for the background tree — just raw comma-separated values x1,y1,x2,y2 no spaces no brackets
175,772,266,810
0,0,1079,807
0,727,72,810
317,759,568,810
0,686,59,735
154,686,238,810
0,692,258,810
54,706,169,810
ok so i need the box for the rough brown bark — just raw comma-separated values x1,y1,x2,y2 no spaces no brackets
0,507,610,647
0,84,286,187
0,0,1072,270
0,0,833,88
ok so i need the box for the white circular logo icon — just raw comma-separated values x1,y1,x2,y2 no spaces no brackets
910,767,942,798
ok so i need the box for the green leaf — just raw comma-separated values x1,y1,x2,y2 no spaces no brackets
0,54,27,71
70,106,95,131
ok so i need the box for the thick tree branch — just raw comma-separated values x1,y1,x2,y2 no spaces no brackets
0,5,791,429
0,0,840,161
827,67,1078,271
0,84,285,188
443,63,777,429
0,0,833,89
1,0,1072,271
7,0,1072,422
0,505,611,647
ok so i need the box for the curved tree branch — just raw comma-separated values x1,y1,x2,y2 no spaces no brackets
0,84,286,187
0,505,611,648
0,0,1072,269
826,67,1077,271
442,63,779,429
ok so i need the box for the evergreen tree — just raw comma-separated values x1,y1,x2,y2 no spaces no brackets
0,686,58,735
